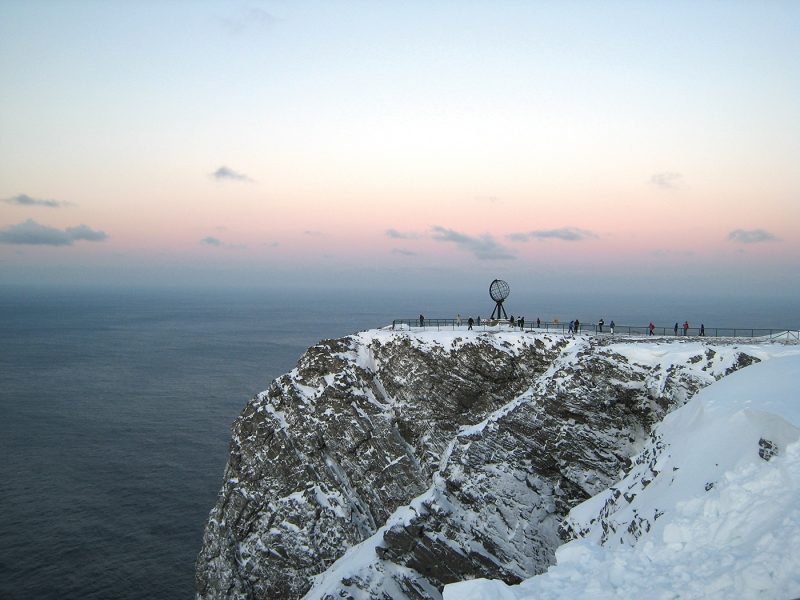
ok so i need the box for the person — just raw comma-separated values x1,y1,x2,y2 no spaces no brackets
649,322,655,336
700,323,705,336
419,314,425,327
509,315,515,327
610,320,615,335
536,317,541,328
574,319,580,334
683,321,689,336
598,318,604,333
468,317,474,330
568,320,574,334
456,313,462,327
477,316,481,326
519,316,525,330
674,322,679,336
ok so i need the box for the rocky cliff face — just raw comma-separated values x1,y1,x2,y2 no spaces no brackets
196,330,769,599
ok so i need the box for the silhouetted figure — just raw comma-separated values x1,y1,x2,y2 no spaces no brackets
574,319,580,334
700,323,705,336
610,320,615,335
569,320,574,334
649,322,655,336
519,316,525,330
468,317,474,330
674,322,679,336
598,318,604,333
419,314,424,327
536,318,541,328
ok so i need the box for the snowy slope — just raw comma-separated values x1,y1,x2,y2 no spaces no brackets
444,352,800,600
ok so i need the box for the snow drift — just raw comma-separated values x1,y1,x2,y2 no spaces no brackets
444,352,800,600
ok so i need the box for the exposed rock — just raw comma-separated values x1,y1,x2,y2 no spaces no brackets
759,438,779,461
196,331,770,599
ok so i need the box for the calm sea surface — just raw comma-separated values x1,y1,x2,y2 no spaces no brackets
0,285,796,599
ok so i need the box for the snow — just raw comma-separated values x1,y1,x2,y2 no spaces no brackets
356,327,564,357
444,353,800,600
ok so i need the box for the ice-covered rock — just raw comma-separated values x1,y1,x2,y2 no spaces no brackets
196,330,795,599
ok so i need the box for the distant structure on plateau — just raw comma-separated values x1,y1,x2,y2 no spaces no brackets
489,279,510,320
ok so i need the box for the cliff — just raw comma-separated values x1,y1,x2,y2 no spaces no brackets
196,329,790,599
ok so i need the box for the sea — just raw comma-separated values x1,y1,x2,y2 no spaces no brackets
0,284,797,600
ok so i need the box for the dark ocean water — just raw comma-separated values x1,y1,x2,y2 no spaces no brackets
0,287,400,600
0,285,796,600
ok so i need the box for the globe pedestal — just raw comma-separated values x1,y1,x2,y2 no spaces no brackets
490,301,507,320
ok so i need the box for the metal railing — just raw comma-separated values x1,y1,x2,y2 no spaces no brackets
391,319,799,341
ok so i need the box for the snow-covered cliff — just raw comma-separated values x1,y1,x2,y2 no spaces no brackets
196,329,798,599
445,351,800,600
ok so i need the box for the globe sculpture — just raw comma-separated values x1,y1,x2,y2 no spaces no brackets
489,279,510,320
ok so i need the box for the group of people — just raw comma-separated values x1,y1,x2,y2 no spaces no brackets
417,314,706,337
647,321,706,336
597,318,615,334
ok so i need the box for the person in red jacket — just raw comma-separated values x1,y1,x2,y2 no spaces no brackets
683,321,689,336
648,322,655,336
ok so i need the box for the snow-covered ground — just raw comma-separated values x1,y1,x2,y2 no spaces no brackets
444,352,800,600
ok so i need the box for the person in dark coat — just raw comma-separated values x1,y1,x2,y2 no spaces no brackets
419,314,425,327
519,316,525,330
574,319,580,334
536,317,541,328
700,323,705,336
569,320,574,334
468,317,474,330
674,322,679,335
610,320,615,334
649,322,655,336
598,318,604,333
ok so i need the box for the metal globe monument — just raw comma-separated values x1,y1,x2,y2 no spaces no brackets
489,279,510,320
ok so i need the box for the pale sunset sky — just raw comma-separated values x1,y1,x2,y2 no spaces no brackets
1,1,798,296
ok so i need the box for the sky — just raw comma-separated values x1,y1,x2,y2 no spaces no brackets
1,0,799,296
